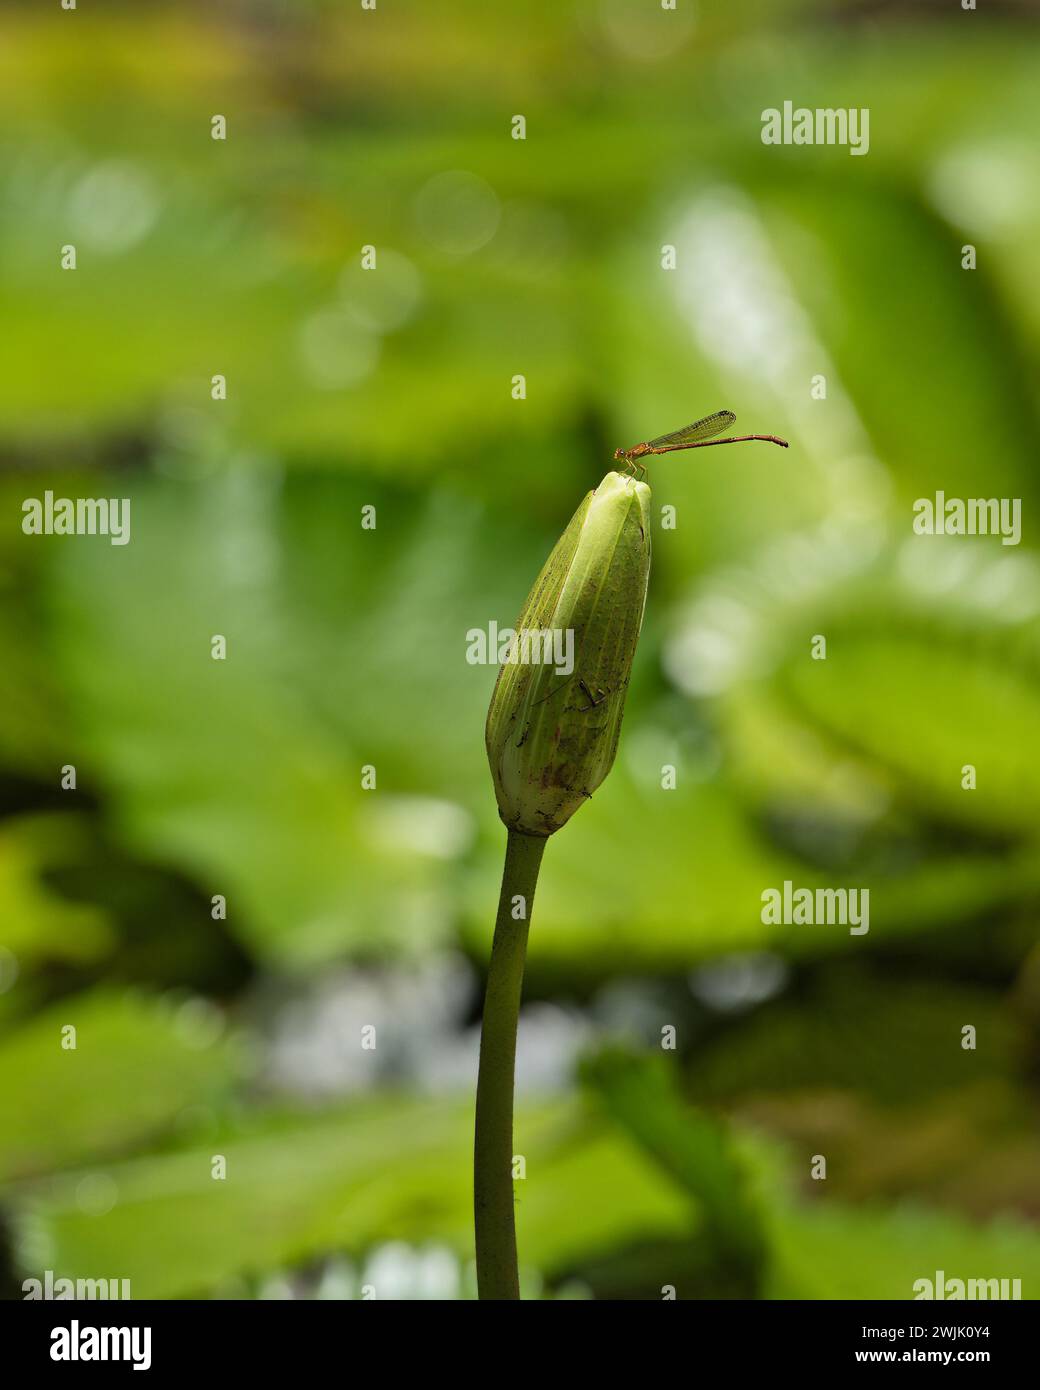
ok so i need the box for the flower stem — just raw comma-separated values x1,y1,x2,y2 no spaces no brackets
474,827,547,1300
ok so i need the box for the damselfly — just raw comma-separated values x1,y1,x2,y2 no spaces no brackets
615,411,788,478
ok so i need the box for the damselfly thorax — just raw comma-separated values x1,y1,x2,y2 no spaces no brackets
615,410,789,479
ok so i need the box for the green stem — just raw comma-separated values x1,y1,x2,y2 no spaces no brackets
474,827,547,1300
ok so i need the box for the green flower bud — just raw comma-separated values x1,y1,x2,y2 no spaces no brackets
485,470,652,837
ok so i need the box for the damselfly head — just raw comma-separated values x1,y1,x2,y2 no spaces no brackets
612,446,625,462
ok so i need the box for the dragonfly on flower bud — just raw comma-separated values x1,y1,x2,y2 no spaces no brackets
614,410,789,479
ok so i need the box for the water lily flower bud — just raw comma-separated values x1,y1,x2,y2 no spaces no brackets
485,470,651,837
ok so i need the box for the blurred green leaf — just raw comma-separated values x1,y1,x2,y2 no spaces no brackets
9,1097,692,1298
0,816,112,969
767,1199,1040,1300
583,1046,765,1277
0,988,238,1182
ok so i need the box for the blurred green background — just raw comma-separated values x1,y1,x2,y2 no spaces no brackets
2,0,1040,1300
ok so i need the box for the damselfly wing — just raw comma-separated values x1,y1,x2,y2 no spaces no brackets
646,411,736,449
